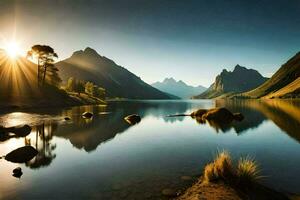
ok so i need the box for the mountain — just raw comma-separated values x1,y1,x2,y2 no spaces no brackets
151,78,206,99
56,47,176,99
243,52,300,99
193,65,268,99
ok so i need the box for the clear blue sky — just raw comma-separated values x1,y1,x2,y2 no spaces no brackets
0,0,299,87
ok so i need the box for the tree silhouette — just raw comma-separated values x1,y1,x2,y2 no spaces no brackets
27,45,58,86
46,63,62,87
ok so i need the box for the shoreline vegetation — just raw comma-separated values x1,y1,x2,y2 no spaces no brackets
0,84,106,112
176,151,291,200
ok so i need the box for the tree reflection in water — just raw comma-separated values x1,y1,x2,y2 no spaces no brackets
26,122,57,168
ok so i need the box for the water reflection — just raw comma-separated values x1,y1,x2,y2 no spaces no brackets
55,101,197,151
0,100,299,199
212,100,267,134
216,99,300,142
26,122,57,168
0,115,58,169
1,100,299,154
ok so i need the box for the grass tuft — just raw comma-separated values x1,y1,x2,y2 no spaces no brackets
203,151,261,187
204,163,217,183
213,150,235,180
237,156,261,185
203,150,235,183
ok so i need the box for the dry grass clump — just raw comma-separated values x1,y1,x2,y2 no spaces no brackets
237,157,261,185
213,151,235,180
203,150,235,183
203,151,261,187
204,163,218,182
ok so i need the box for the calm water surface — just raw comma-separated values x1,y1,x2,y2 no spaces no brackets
0,100,299,199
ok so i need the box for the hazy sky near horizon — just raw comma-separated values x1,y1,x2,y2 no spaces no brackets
0,0,299,87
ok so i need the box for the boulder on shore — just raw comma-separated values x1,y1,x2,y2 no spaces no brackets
124,114,141,125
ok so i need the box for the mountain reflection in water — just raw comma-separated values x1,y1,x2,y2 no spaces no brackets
216,99,300,142
1,100,300,156
0,100,299,199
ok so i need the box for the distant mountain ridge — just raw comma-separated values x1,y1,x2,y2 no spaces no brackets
151,78,206,99
193,65,268,99
56,47,176,99
243,52,300,98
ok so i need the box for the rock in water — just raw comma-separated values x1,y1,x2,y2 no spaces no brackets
64,117,71,121
82,112,93,118
4,125,32,137
190,109,208,117
16,125,31,135
13,167,22,174
5,146,38,163
233,113,244,121
124,114,141,125
12,167,23,178
203,108,234,122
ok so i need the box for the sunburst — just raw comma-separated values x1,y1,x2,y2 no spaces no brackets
4,41,21,59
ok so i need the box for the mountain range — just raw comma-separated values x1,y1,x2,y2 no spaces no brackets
243,52,300,99
56,47,176,99
151,78,206,99
193,65,268,99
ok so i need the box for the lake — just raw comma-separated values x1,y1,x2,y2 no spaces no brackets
0,99,299,200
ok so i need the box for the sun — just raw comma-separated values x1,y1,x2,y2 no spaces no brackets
5,41,21,58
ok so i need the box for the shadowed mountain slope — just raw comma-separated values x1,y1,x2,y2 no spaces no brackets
56,47,176,99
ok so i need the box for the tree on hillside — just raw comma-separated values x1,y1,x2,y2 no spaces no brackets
66,77,76,92
85,81,105,98
76,80,85,95
85,82,94,96
95,87,106,99
66,78,105,99
66,77,85,95
27,45,58,86
46,63,62,87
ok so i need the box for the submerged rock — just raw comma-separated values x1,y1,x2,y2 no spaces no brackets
162,188,178,197
64,117,71,121
124,114,141,125
5,146,38,163
12,167,23,178
82,112,93,118
181,176,193,181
